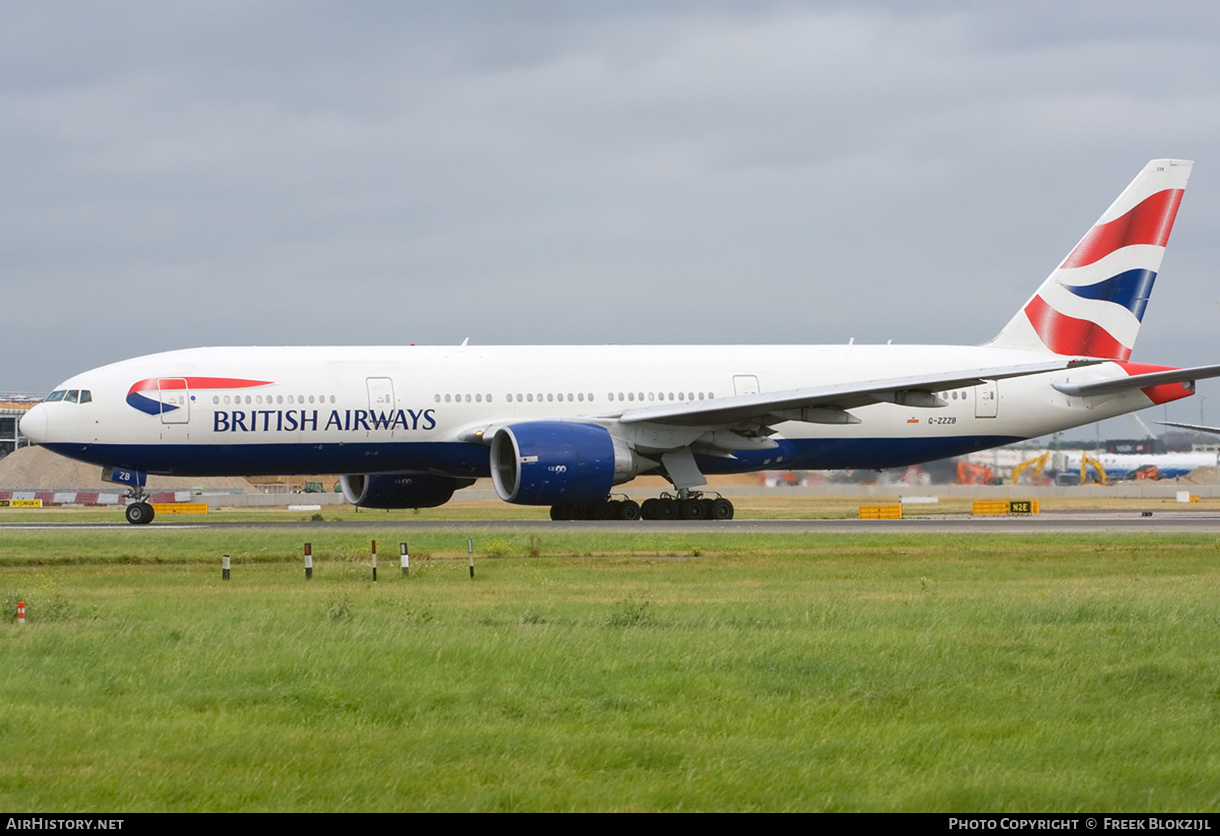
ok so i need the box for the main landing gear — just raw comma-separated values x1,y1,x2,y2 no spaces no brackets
550,497,642,521
642,492,734,521
549,491,733,521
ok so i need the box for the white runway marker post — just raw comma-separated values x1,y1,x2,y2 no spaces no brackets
304,543,313,580
401,542,409,576
222,554,230,581
468,539,474,579
371,540,377,582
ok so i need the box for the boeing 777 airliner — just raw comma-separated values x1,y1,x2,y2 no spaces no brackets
21,159,1220,523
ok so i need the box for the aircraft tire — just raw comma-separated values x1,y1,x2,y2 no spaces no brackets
617,500,641,521
710,498,734,520
125,502,155,525
680,499,706,520
653,499,677,520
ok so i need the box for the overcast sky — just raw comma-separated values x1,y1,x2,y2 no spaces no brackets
5,2,1220,434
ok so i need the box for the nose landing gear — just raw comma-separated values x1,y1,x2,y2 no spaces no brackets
124,499,156,525
121,485,155,525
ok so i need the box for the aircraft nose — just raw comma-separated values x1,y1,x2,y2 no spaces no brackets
19,405,47,444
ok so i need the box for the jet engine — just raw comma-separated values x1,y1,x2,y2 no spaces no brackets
489,422,638,505
340,473,475,509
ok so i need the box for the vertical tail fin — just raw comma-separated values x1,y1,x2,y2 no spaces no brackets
989,158,1192,359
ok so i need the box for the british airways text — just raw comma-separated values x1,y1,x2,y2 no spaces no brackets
212,409,437,433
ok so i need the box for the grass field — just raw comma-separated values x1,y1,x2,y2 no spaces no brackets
1,521,1219,811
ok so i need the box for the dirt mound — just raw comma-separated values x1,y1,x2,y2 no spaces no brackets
1176,466,1220,486
0,446,252,492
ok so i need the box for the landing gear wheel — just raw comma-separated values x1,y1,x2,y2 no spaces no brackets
593,501,618,521
551,503,588,521
617,500,641,521
125,502,155,525
680,499,707,520
654,498,678,520
710,498,734,520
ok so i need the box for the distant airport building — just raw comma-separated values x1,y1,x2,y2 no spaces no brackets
0,395,40,459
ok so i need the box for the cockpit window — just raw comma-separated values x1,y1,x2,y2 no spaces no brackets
79,390,92,404
45,390,66,402
65,390,80,404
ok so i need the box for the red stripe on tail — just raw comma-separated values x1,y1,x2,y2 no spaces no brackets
1061,189,1184,269
1023,295,1130,359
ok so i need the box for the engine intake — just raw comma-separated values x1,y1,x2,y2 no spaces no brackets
490,422,637,505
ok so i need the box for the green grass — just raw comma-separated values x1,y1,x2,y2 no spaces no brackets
0,529,1219,810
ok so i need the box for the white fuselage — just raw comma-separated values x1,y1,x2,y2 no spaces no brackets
21,343,1171,481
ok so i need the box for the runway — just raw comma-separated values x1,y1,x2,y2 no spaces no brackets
6,511,1220,534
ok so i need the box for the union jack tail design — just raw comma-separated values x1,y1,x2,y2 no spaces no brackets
989,159,1192,360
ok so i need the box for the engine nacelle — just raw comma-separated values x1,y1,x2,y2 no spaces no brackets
490,422,637,505
340,473,474,509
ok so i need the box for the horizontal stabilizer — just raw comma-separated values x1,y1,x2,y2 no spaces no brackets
1051,363,1220,397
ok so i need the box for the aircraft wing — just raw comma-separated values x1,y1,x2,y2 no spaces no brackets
1051,364,1220,398
614,360,1088,428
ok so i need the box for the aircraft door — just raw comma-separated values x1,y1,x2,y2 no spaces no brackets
158,378,190,424
975,381,998,418
367,377,395,409
733,375,760,396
